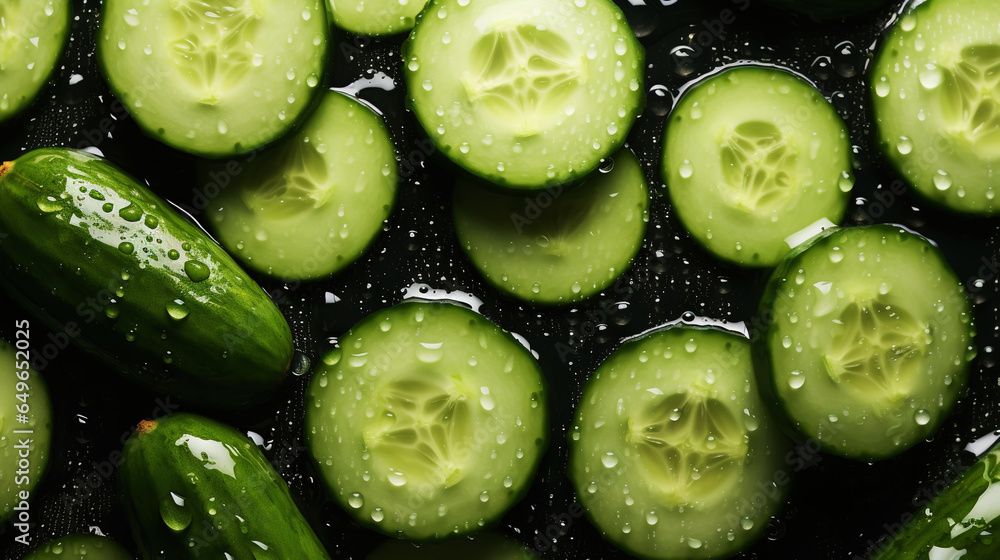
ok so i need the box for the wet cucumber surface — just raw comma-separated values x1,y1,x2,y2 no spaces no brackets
1,0,1000,559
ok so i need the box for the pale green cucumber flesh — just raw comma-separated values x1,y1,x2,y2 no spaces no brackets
0,340,52,525
327,0,428,35
206,91,397,280
664,65,853,267
0,0,71,124
404,0,645,188
453,148,649,304
305,300,548,539
872,0,1000,215
98,0,328,157
569,326,788,559
759,225,975,460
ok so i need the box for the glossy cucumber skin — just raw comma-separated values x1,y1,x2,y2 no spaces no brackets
873,444,1000,559
0,148,292,408
119,413,330,560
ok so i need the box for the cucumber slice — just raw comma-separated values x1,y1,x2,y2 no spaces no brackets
0,0,71,125
98,0,329,157
23,534,133,560
663,65,853,267
403,0,645,189
367,533,539,559
326,0,429,36
755,225,976,460
569,325,788,559
1,339,53,525
871,0,1000,215
305,300,548,539
205,91,397,280
453,149,649,304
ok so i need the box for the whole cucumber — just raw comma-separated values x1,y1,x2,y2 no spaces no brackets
119,413,330,559
0,148,292,408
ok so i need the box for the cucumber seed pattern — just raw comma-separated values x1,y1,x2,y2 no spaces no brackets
720,121,797,211
822,299,927,404
939,45,1000,159
169,0,261,105
464,25,584,136
239,139,329,218
628,392,748,507
364,378,473,490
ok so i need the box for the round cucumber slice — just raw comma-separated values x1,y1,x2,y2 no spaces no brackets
98,0,329,158
305,300,548,539
403,0,645,189
327,0,429,36
24,534,133,560
756,225,976,460
569,325,788,559
205,91,397,280
1,339,53,525
367,533,539,559
453,149,649,304
871,0,1000,215
0,0,71,125
663,65,853,267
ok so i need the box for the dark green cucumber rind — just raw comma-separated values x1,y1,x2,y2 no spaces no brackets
96,1,330,158
452,149,649,305
402,0,646,190
119,413,330,560
0,339,53,525
761,0,888,19
872,444,1000,559
23,534,134,560
367,532,540,559
0,148,292,408
569,325,789,560
305,300,549,540
752,225,972,461
0,0,72,126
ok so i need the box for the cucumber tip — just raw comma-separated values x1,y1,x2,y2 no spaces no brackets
137,419,158,435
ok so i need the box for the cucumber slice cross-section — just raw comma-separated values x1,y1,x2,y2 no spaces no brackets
305,300,549,540
663,65,853,267
326,0,429,36
0,0,71,125
98,0,329,157
453,148,649,304
871,0,1000,214
205,91,397,280
403,0,645,189
754,225,976,460
569,325,789,559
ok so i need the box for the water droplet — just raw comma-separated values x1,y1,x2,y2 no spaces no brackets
933,170,952,191
919,64,942,89
166,299,189,321
36,196,61,213
875,80,890,98
118,242,135,255
789,371,805,389
184,260,210,282
684,339,697,353
646,511,658,525
123,9,139,26
388,470,407,486
601,452,619,468
679,160,693,179
915,410,931,426
479,491,489,502
105,304,120,319
371,508,384,522
897,137,913,155
118,203,143,222
160,493,192,532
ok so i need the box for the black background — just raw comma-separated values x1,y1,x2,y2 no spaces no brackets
2,0,999,558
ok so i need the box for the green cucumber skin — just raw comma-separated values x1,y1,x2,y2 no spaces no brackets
872,446,1000,559
120,413,330,560
24,533,134,559
0,148,292,408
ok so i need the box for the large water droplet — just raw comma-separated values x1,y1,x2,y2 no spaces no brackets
184,260,210,282
166,299,189,320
